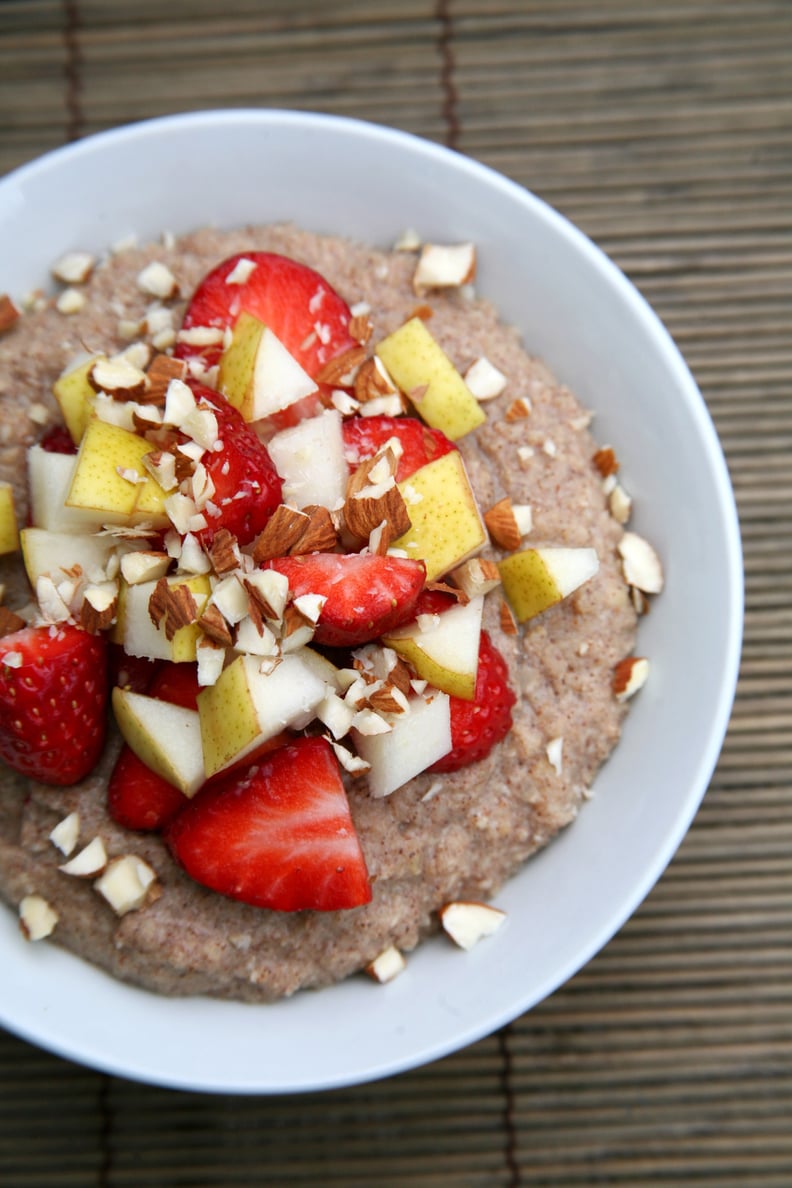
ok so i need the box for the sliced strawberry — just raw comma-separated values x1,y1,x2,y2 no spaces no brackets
108,645,161,694
0,624,107,786
187,382,283,547
39,424,77,455
342,415,456,482
429,631,516,773
263,553,426,648
108,746,187,832
175,251,358,381
147,660,201,709
165,736,372,912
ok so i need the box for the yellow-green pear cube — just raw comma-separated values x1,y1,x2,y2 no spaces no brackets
53,355,102,444
393,451,487,581
498,547,600,623
116,574,211,660
198,652,328,777
66,419,166,525
218,310,317,421
217,311,263,416
383,596,483,700
375,317,486,440
111,687,205,795
0,482,19,555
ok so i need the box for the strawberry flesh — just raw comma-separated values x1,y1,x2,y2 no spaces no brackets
342,414,456,482
165,736,371,912
185,382,283,547
430,631,516,773
175,251,358,380
0,624,108,786
263,553,426,648
108,747,187,832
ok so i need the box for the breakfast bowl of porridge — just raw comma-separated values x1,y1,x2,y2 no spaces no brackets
0,110,742,1092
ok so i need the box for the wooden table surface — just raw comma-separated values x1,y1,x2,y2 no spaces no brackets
1,2,791,1184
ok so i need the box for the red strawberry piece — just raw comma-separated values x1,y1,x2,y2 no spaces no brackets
39,424,77,455
147,660,201,709
108,645,161,694
263,553,426,648
430,631,515,773
175,251,358,381
0,624,108,785
186,382,283,547
342,415,456,482
107,746,187,832
165,736,372,912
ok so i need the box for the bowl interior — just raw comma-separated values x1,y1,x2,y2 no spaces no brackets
0,110,742,1093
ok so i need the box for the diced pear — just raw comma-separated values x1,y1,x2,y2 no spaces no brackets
352,692,451,798
267,408,349,510
218,310,318,421
27,446,101,533
111,687,205,795
65,420,168,526
498,546,599,623
115,574,211,660
0,482,19,555
197,652,329,777
393,451,487,581
383,595,483,700
20,527,115,587
53,355,102,444
375,317,486,440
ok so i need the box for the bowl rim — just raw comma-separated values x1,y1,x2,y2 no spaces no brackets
0,108,744,1093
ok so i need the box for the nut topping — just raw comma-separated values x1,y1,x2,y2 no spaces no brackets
484,497,522,552
0,294,20,333
612,656,650,701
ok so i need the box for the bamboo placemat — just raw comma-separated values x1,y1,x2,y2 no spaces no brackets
1,1,791,1184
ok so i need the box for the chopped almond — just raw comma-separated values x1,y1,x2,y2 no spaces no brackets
148,578,198,640
197,603,234,647
413,242,476,291
613,656,650,701
19,895,59,941
145,354,188,405
618,532,664,594
439,901,506,950
505,397,532,421
348,313,373,345
499,598,518,636
484,497,522,552
208,527,241,575
290,505,338,554
592,445,619,477
0,294,20,332
52,251,95,285
465,356,507,401
450,557,501,599
365,946,406,983
252,505,310,564
315,345,367,386
89,356,149,401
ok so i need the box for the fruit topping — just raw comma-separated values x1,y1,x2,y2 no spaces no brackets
0,624,107,785
429,631,516,773
342,414,456,482
174,251,358,385
262,553,427,649
165,736,372,912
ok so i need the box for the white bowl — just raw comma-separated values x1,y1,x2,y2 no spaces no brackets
0,110,742,1094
